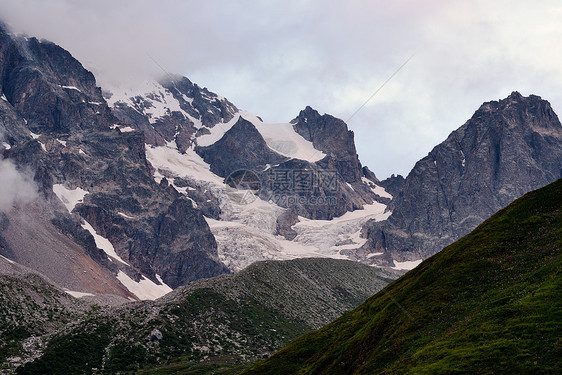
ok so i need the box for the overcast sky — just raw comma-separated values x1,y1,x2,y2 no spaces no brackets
1,0,561,178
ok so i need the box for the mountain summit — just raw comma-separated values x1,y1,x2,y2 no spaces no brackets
359,91,562,266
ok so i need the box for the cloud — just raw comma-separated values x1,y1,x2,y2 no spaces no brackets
0,131,37,212
0,156,37,213
1,0,561,178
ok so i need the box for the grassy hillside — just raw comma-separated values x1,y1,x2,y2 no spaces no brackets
243,179,562,374
13,258,394,374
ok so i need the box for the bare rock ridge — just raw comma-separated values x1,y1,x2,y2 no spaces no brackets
359,91,562,264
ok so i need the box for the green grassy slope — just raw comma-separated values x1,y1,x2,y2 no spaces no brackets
243,179,562,374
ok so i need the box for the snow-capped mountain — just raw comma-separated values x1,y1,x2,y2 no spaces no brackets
0,24,227,301
105,77,394,272
0,22,394,304
1,21,561,305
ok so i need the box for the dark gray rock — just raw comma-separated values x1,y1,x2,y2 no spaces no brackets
291,106,362,183
361,92,562,262
196,116,287,177
378,174,405,198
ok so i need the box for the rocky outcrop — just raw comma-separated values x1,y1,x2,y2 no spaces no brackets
360,92,562,264
378,173,405,198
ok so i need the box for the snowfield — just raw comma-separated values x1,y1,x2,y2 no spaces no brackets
52,184,88,213
146,140,391,272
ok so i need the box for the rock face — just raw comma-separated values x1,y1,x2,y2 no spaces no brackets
360,92,562,264
197,117,287,176
291,106,362,183
0,24,228,295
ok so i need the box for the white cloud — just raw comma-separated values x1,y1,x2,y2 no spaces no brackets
0,158,37,213
1,0,561,178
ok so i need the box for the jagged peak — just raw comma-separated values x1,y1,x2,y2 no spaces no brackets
290,105,321,124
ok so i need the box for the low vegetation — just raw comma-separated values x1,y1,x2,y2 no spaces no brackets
243,179,562,374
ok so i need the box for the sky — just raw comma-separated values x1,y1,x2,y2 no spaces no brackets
1,0,562,178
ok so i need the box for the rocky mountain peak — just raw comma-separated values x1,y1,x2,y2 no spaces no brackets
291,107,361,183
290,105,322,129
0,28,115,135
359,92,562,266
197,116,287,177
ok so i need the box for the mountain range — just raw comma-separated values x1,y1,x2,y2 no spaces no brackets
0,21,561,374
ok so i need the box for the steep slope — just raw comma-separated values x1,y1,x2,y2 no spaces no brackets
11,258,395,374
0,23,227,299
243,178,562,374
360,92,562,267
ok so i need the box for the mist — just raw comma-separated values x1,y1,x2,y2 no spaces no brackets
1,0,561,178
0,156,37,213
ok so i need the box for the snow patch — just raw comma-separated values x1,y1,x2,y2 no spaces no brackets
117,271,172,300
57,139,67,147
361,177,392,199
392,259,423,270
29,132,40,140
367,252,384,258
118,212,135,219
145,144,223,185
52,184,88,213
60,85,82,92
119,126,135,133
1,92,7,101
0,254,15,264
2,142,11,150
81,220,129,265
65,290,95,298
196,114,241,147
241,111,326,163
